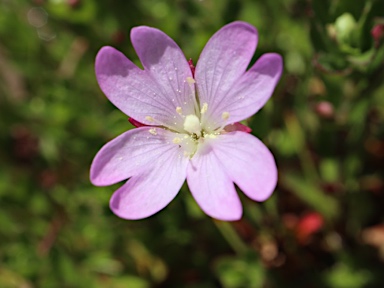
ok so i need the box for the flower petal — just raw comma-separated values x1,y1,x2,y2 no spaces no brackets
131,26,197,118
187,140,242,221
95,46,190,130
194,21,258,126
110,146,188,220
90,127,185,186
214,132,277,202
212,53,283,125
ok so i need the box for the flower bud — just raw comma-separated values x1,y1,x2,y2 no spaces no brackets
314,101,334,119
334,13,357,45
371,24,384,47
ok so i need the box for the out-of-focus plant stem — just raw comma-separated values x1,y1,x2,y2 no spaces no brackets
213,220,248,255
285,113,320,183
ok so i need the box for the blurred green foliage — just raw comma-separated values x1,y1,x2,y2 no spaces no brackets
1,0,384,287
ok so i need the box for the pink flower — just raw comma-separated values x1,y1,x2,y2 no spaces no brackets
90,21,283,221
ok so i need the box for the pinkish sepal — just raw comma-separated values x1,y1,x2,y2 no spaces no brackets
188,58,195,78
128,117,148,128
224,122,252,133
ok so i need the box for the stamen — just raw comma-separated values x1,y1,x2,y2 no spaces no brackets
200,103,208,114
214,112,232,134
186,77,195,84
172,137,182,144
145,116,154,122
176,106,183,115
149,128,157,135
221,112,230,120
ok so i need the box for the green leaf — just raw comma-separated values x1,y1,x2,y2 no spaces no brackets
281,173,339,220
324,263,372,288
214,253,265,288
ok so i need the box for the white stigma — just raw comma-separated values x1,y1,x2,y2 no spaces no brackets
183,114,201,136
200,103,208,114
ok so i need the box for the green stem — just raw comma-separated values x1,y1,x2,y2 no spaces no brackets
285,113,320,182
213,220,248,255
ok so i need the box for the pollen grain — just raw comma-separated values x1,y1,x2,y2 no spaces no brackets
221,112,230,120
149,128,157,135
201,103,208,114
145,116,154,122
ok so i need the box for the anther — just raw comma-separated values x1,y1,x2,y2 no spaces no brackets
200,103,208,114
149,128,157,135
176,106,183,115
145,116,154,122
186,77,195,84
172,137,182,144
221,112,230,120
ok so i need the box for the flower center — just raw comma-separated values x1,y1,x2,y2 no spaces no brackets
171,103,230,158
170,114,204,158
144,99,231,158
183,114,202,137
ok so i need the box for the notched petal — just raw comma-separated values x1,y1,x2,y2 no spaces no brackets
90,127,183,187
214,132,277,202
187,140,243,221
195,21,258,120
109,143,188,220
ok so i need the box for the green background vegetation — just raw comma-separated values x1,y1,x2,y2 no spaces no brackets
1,0,384,287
